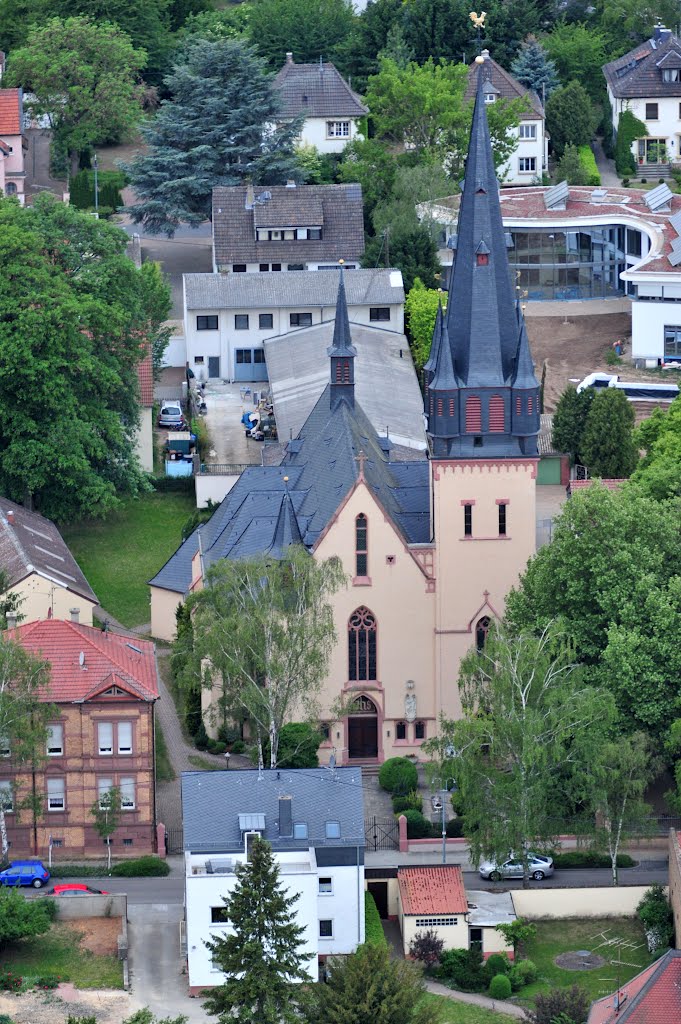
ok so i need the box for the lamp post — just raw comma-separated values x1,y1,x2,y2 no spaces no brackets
435,777,457,864
93,151,99,218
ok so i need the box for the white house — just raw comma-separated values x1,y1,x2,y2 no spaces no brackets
466,50,547,186
273,54,367,155
211,182,365,275
181,767,366,994
183,267,405,382
604,25,681,174
0,88,26,203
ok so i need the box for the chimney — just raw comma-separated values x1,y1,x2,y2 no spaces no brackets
6,510,13,525
278,795,293,837
286,51,293,64
70,608,80,623
6,613,16,630
286,179,296,188
654,23,672,42
481,48,490,59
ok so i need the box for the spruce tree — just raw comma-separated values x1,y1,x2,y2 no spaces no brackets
125,38,303,235
308,944,425,1024
202,837,311,1024
580,388,638,479
511,36,559,99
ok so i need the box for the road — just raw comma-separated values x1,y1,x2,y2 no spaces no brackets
65,861,668,906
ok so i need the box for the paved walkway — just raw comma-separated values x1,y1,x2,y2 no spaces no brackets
592,137,621,188
424,979,525,1018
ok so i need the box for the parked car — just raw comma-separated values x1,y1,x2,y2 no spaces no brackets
478,853,554,881
157,401,187,429
0,860,50,888
43,883,109,896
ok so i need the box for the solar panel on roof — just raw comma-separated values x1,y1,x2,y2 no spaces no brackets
544,181,568,210
669,248,681,266
238,813,265,831
670,210,681,235
671,236,681,253
644,183,673,213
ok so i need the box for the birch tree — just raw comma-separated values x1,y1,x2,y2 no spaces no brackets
188,547,346,769
90,786,121,871
0,638,53,859
425,624,613,888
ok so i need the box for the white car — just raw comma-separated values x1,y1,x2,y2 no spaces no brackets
479,853,554,881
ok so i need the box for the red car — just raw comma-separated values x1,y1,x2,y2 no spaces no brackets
44,883,109,896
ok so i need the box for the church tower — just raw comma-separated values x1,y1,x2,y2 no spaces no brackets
429,59,540,721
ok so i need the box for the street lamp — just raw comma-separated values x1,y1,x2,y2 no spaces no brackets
93,151,99,218
433,777,457,864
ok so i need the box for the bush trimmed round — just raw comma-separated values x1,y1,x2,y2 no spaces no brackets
486,953,509,976
401,809,433,839
379,757,418,794
489,974,512,1000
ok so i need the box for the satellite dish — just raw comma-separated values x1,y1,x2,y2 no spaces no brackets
79,652,85,667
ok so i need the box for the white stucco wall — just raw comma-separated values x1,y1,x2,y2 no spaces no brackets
195,473,240,509
610,91,681,163
497,119,546,185
6,575,96,626
511,885,661,920
400,914,468,956
631,295,681,360
150,585,183,642
298,116,364,154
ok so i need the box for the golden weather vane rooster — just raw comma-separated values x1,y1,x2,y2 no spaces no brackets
469,10,486,28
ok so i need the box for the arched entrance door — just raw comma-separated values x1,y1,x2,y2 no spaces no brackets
348,695,378,759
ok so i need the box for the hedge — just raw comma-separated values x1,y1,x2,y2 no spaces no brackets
402,809,434,838
552,851,635,869
578,145,600,186
111,856,170,877
378,757,418,795
364,891,387,947
616,110,647,176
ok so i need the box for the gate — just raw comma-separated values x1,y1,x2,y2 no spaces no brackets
165,827,184,854
364,816,399,851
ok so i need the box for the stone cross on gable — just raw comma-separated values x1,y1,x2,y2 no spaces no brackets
355,450,367,479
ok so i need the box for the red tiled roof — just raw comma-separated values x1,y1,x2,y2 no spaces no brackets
7,619,158,703
588,950,681,1023
137,345,154,407
398,866,468,916
0,89,21,135
569,479,626,491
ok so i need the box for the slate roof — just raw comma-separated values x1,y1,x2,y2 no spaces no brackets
466,50,544,119
398,866,468,916
0,89,22,135
273,57,368,119
604,32,681,98
212,184,364,266
184,268,403,310
181,767,365,852
8,619,158,702
0,499,97,604
587,949,681,1023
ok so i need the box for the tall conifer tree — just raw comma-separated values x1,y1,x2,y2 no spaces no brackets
511,36,559,98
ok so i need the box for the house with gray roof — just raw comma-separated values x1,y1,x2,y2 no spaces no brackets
604,24,681,174
182,767,365,992
0,499,98,625
183,266,404,383
211,181,364,273
273,53,368,155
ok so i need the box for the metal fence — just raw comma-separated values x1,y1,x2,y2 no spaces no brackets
364,817,399,851
165,827,184,855
199,463,251,476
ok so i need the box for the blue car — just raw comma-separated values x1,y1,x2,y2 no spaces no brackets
0,860,50,888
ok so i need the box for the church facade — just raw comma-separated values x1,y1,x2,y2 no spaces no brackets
149,68,540,764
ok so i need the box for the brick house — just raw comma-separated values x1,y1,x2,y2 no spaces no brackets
3,618,159,858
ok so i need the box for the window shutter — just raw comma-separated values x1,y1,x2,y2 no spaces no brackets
489,396,505,432
98,723,113,755
118,722,132,754
465,397,482,432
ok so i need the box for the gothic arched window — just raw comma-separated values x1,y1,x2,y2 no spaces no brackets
475,616,491,652
348,607,377,681
355,514,368,577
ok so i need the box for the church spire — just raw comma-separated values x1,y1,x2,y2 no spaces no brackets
269,482,302,557
426,53,539,458
328,264,357,408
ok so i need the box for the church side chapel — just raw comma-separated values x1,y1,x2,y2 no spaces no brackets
150,61,541,764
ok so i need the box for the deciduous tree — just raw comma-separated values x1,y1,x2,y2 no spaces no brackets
405,278,447,373
580,388,637,479
523,985,590,1024
203,836,310,1024
543,21,608,102
633,396,681,500
5,17,145,178
125,38,303,235
425,625,613,888
246,0,356,70
188,547,346,769
90,786,121,871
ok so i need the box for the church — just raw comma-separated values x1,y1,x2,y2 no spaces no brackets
149,70,540,764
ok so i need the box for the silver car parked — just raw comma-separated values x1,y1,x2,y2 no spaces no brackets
478,853,554,881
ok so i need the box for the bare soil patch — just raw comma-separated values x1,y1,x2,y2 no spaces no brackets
59,916,122,956
555,950,606,971
0,986,132,1024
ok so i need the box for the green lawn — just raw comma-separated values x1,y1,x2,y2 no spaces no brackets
420,993,514,1022
0,923,123,989
62,491,195,628
518,917,656,1006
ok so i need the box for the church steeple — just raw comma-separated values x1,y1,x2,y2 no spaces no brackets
328,265,357,408
426,58,540,458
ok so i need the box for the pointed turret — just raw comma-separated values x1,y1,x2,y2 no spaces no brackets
510,310,540,452
328,266,357,408
427,314,460,455
423,300,443,389
269,486,303,557
426,55,539,458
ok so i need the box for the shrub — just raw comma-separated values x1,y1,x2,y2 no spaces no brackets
111,856,170,878
513,958,538,985
622,177,630,187
615,109,646,176
552,851,635,869
446,817,465,838
0,1014,14,1024
392,790,423,814
641,177,647,183
34,975,60,990
409,929,444,968
508,965,524,991
578,144,600,186
231,740,245,754
379,756,418,794
524,985,590,1024
0,889,53,945
364,891,387,948
194,721,209,751
67,1018,98,1024
439,948,485,991
401,809,433,838
637,882,674,951
258,722,321,769
218,724,242,746
489,974,512,1000
0,974,22,992
208,740,227,755
485,953,509,976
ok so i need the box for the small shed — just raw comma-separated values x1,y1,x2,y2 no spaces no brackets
397,866,468,956
466,889,516,960
537,414,569,486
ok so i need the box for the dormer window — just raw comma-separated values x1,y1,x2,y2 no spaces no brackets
663,69,681,81
484,93,496,104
